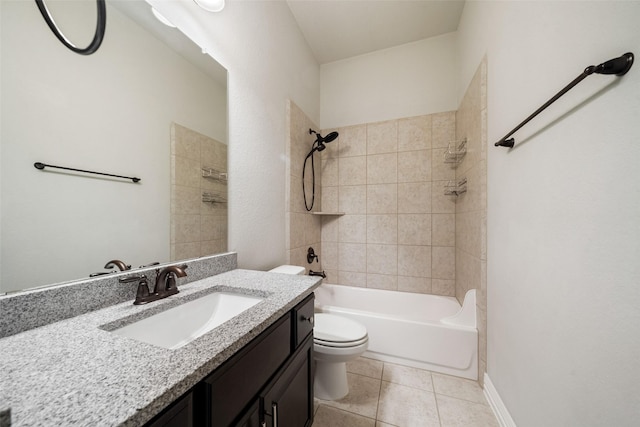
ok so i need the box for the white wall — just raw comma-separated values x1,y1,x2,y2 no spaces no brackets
149,0,320,271
1,1,225,292
320,33,458,128
458,1,640,425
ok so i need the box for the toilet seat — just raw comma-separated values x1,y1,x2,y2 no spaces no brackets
313,313,368,347
315,336,369,348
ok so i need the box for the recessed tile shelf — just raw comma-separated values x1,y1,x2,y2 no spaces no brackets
310,212,345,216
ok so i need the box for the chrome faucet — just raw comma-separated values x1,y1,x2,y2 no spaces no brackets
155,264,188,298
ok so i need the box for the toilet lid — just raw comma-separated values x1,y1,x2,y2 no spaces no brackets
314,313,367,343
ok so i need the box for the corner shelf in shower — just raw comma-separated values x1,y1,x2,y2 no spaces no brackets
310,212,345,216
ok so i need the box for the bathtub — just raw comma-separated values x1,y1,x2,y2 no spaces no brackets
314,284,478,380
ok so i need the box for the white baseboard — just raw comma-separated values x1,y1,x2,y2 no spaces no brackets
483,373,517,427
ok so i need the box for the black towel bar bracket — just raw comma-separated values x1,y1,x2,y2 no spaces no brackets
34,162,141,183
495,52,634,148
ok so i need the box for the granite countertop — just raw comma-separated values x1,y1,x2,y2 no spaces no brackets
0,269,322,427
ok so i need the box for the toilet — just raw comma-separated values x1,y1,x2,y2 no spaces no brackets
268,265,369,400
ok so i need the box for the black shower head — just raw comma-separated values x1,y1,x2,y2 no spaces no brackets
309,129,339,145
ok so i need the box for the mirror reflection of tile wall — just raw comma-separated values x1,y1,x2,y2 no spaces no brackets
171,123,228,261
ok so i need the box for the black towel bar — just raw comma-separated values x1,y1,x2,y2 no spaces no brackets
34,162,141,183
495,52,634,148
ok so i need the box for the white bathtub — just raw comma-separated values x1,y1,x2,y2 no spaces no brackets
314,284,478,380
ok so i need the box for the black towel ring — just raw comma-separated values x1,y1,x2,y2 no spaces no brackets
34,0,106,55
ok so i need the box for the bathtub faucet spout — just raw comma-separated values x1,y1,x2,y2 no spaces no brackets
309,270,326,279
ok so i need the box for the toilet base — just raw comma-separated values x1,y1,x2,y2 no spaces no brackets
314,361,349,401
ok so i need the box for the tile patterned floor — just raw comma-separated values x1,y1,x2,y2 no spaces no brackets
312,357,499,427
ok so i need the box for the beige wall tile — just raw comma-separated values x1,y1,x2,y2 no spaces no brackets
398,276,432,294
398,182,431,213
367,120,398,154
367,215,398,244
174,214,201,244
339,156,367,186
432,279,455,296
398,214,431,245
398,115,432,152
432,148,456,181
321,185,339,212
173,155,201,188
337,124,367,157
338,242,367,273
432,111,456,148
431,181,456,214
398,150,432,183
338,214,367,243
338,270,367,287
339,185,367,214
432,246,455,280
320,157,338,187
367,244,398,275
398,245,431,277
171,123,201,159
367,153,397,184
321,216,339,242
367,184,398,214
172,185,201,215
432,214,455,246
201,215,223,241
367,273,398,290
321,241,338,271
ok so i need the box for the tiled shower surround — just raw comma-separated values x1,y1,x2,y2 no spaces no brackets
455,58,488,384
286,58,487,381
317,113,458,295
171,123,228,261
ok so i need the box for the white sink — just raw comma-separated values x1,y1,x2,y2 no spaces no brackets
111,292,263,349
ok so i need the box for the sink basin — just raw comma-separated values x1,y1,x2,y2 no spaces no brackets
111,292,263,349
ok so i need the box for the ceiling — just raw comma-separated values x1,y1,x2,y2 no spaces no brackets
286,0,466,64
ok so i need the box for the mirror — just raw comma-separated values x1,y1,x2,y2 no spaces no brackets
0,0,228,293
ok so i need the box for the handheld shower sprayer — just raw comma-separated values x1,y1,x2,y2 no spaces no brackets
303,128,339,211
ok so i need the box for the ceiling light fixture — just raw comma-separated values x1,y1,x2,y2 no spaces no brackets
193,0,225,13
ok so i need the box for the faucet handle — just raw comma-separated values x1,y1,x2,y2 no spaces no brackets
119,275,154,305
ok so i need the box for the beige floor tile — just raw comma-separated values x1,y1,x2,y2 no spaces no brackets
375,422,398,427
376,381,440,427
432,373,486,404
312,405,376,427
436,395,499,427
381,362,434,391
316,373,381,419
347,357,384,379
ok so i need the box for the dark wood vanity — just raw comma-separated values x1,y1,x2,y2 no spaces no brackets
146,294,315,427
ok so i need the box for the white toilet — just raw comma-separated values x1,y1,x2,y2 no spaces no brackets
269,265,369,400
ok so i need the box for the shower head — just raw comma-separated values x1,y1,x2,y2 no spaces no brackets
309,129,339,155
309,129,339,145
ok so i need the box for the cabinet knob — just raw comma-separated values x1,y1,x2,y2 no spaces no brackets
301,315,314,325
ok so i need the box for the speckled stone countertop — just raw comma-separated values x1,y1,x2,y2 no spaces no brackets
0,269,322,427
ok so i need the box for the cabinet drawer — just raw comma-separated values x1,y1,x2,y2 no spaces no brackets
205,313,291,427
293,294,315,349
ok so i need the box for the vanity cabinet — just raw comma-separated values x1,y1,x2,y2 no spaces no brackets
145,293,315,427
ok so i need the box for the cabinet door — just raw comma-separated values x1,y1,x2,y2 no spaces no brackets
205,314,292,427
145,391,193,427
262,335,314,427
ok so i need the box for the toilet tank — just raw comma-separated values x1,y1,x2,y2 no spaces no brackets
268,265,305,275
